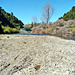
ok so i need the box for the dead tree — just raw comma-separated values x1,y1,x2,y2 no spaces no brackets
32,16,37,27
41,2,54,24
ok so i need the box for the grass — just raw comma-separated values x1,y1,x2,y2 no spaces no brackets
69,25,73,28
15,35,19,37
2,44,4,46
3,39,6,42
0,38,1,40
5,48,7,50
7,36,9,38
23,41,26,44
69,29,72,31
0,35,3,37
2,26,19,34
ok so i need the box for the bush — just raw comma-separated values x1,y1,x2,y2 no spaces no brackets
0,38,1,40
7,36,9,38
72,28,75,36
5,48,7,50
23,41,26,44
24,27,31,31
69,29,72,31
2,26,19,34
69,25,73,28
44,28,52,34
56,27,68,37
58,23,64,27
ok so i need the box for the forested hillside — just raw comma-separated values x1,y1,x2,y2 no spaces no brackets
60,6,75,21
0,7,24,33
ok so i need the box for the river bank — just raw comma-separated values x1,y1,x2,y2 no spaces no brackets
0,35,75,75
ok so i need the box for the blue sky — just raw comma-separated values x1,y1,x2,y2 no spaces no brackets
0,0,75,25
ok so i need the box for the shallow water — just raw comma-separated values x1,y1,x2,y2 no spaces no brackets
65,35,75,40
9,33,53,36
9,33,75,40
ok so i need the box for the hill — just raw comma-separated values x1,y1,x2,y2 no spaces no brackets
0,7,24,33
59,6,75,21
30,6,75,37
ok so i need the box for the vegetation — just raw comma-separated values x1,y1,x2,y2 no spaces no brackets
7,36,9,38
72,27,75,36
0,38,1,40
2,26,19,33
68,25,73,28
2,44,4,46
41,2,54,23
59,6,75,21
44,28,52,34
5,48,8,50
3,39,6,42
0,21,3,33
0,7,24,34
58,23,64,27
24,27,32,31
23,41,26,44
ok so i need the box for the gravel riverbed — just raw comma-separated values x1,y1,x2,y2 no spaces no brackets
0,35,75,75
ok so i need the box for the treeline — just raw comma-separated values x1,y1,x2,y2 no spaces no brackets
0,7,24,34
59,6,75,21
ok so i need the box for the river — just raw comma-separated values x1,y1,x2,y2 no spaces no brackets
9,32,75,40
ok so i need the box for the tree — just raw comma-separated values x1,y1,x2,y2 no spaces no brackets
11,12,13,15
41,2,54,24
0,21,3,33
0,7,2,13
32,16,37,25
31,22,33,28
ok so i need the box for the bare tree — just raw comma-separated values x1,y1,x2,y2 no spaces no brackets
32,16,37,27
41,2,54,24
32,16,37,24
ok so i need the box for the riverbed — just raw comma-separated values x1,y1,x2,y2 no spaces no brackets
9,32,75,40
0,35,75,75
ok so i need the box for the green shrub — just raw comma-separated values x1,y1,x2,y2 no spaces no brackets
5,48,7,50
12,28,19,33
69,29,72,31
0,38,1,40
69,25,73,28
59,23,64,27
2,44,4,46
43,26,47,29
2,26,19,34
23,41,26,44
24,27,31,31
0,35,3,37
72,26,75,28
3,39,6,42
7,36,9,38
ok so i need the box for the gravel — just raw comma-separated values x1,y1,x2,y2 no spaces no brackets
0,35,75,75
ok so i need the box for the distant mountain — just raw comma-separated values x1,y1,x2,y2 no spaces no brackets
0,7,24,33
59,6,75,21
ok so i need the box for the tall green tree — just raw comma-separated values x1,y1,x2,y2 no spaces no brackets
0,21,3,33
